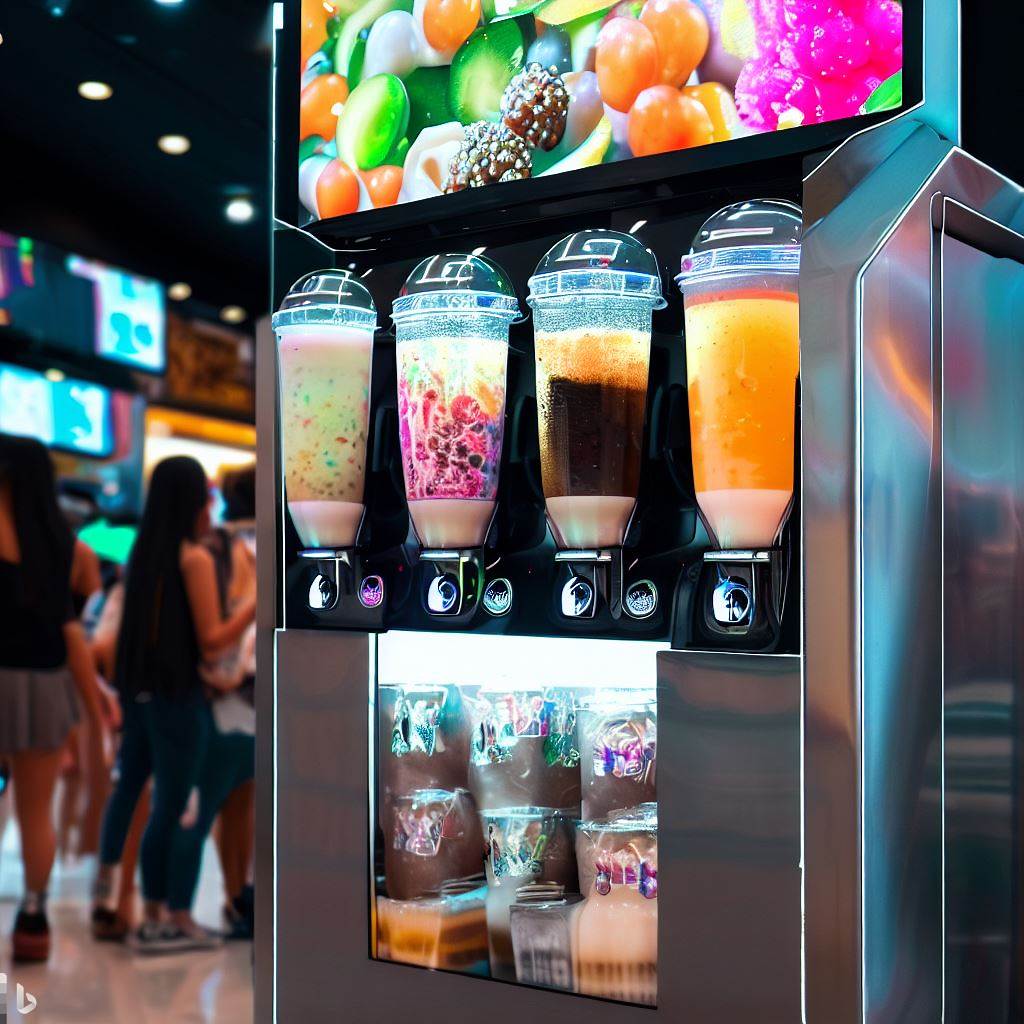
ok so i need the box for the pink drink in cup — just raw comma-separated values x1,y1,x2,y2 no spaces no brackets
393,254,521,550
273,271,377,549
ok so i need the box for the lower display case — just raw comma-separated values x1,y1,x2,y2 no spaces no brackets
270,627,800,1023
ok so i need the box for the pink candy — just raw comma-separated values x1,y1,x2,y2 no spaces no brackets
735,0,902,131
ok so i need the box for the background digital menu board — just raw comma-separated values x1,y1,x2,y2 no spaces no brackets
0,234,167,373
0,361,114,458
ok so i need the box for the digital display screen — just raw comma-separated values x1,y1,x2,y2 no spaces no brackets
0,362,114,458
0,235,167,373
297,0,903,220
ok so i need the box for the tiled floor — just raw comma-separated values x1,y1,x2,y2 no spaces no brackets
0,792,254,1024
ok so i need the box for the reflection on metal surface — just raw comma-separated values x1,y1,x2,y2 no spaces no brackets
941,227,1024,1024
308,572,338,610
711,575,752,626
659,651,800,1023
561,576,595,618
426,573,460,615
803,128,1024,1024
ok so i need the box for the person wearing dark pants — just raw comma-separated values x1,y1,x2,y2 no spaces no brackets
168,722,254,917
91,456,256,954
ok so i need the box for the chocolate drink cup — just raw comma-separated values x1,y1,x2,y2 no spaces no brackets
467,689,581,813
481,808,578,982
578,693,657,821
272,271,377,550
385,788,485,902
528,231,665,551
575,805,659,1006
392,254,521,550
378,684,470,832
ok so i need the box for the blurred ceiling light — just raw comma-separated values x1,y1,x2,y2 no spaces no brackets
154,0,185,5
220,305,247,324
168,282,192,301
158,134,191,155
44,368,66,383
78,81,112,100
225,197,255,223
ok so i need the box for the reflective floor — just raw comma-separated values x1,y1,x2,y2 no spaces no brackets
0,795,254,1023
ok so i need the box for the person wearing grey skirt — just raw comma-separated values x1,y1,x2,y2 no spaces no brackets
0,434,110,963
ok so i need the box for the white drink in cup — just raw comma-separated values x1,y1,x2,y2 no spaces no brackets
272,271,377,550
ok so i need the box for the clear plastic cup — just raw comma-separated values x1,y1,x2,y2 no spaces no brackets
676,200,802,550
272,271,377,550
479,807,577,981
575,804,659,1006
384,788,484,901
467,688,581,813
392,254,521,550
528,230,666,550
577,690,657,821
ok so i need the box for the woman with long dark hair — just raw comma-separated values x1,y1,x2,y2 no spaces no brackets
93,455,255,952
0,434,107,962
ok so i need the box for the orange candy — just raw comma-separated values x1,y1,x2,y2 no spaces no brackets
300,74,349,141
595,17,659,113
627,85,714,156
316,159,360,218
361,165,403,207
422,0,481,52
301,0,337,68
683,82,738,142
639,0,709,87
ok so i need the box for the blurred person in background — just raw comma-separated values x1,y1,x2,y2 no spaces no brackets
92,456,255,953
0,434,111,962
203,465,257,940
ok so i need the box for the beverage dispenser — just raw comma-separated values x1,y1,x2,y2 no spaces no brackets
527,230,665,620
392,253,520,619
262,0,1024,1019
272,270,378,612
676,200,801,649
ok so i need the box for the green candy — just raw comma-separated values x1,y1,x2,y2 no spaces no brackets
347,29,369,88
404,65,455,142
449,19,525,124
336,73,410,171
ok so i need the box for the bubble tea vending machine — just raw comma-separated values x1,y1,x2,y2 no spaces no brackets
260,0,1024,1021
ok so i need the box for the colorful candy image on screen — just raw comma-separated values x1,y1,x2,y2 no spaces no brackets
297,0,902,220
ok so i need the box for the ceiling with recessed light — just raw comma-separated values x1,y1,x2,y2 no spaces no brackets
0,0,271,327
0,0,1021,337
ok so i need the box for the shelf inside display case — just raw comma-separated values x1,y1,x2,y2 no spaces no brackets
372,632,663,1006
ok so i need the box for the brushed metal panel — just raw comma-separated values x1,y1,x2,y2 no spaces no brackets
941,226,1024,1024
803,133,1024,1023
658,650,801,1024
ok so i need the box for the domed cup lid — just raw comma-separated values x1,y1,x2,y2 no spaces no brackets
392,253,522,321
677,199,802,288
528,229,665,308
271,269,377,331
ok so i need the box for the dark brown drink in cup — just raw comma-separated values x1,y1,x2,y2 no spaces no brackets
468,689,581,813
378,684,470,832
384,788,485,901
